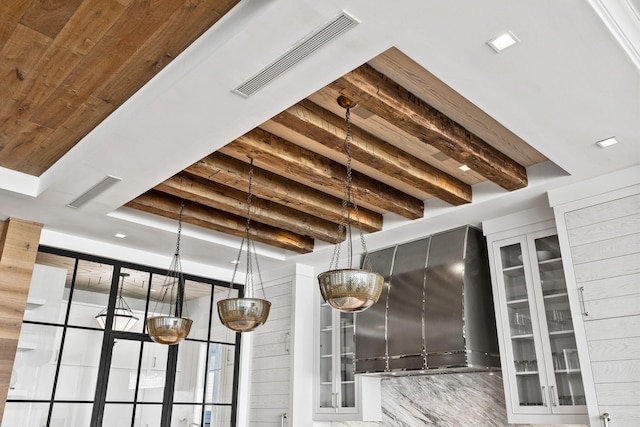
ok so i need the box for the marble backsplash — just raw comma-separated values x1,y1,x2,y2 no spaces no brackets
331,372,587,427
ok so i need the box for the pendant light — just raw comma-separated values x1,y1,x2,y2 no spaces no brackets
317,96,384,313
217,159,271,332
95,272,139,331
147,201,193,345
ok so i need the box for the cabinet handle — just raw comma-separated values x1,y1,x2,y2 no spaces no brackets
541,386,547,407
281,412,287,427
550,385,557,406
578,286,589,316
332,392,337,408
602,412,610,427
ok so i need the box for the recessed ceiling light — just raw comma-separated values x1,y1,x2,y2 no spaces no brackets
487,31,519,52
114,233,127,239
459,165,471,172
595,136,620,148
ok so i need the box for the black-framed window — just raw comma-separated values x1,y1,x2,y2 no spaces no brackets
3,246,242,427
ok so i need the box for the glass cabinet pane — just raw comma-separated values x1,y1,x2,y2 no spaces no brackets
340,311,355,408
534,235,585,407
500,243,543,407
319,303,333,408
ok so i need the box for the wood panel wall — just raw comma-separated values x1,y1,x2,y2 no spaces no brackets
249,278,293,427
564,192,640,427
0,218,43,421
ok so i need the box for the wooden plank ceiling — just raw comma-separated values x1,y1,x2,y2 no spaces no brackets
0,2,547,255
127,48,547,254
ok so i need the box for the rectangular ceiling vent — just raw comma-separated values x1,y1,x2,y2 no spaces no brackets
233,11,359,97
67,175,122,209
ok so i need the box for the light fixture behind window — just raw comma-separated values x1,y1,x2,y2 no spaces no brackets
95,272,139,331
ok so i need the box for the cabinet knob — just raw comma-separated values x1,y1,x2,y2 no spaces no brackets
602,412,611,427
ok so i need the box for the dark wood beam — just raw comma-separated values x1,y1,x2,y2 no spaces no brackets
220,128,424,220
126,190,314,254
186,153,383,233
272,99,472,205
156,172,345,244
329,63,528,191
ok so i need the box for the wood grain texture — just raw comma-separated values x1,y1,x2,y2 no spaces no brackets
584,294,640,320
588,336,640,362
580,272,640,301
591,360,640,383
329,63,528,191
223,128,425,220
567,213,640,247
271,99,472,205
584,315,640,340
0,217,43,422
127,190,314,254
570,233,640,265
596,383,640,405
574,252,640,283
565,193,640,230
186,153,383,233
155,172,345,244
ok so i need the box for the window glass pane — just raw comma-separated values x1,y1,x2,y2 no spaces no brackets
1,402,49,427
136,341,169,403
211,287,238,343
68,260,113,329
55,328,102,400
205,344,235,404
206,405,232,427
106,339,142,402
11,323,60,400
171,404,204,426
133,403,163,427
26,253,75,324
183,279,212,341
114,268,150,334
174,341,206,403
50,402,93,427
102,403,134,426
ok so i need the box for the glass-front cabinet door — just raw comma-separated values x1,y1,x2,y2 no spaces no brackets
491,228,586,423
316,302,357,417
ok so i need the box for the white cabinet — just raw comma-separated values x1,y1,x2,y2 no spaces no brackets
316,301,357,418
314,300,381,421
486,223,589,424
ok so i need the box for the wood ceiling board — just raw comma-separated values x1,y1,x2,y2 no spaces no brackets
329,63,529,191
221,129,425,219
185,153,383,234
0,0,239,176
369,47,547,167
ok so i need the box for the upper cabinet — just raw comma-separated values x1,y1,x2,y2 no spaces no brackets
486,222,589,425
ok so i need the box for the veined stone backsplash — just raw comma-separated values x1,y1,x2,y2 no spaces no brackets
331,373,588,427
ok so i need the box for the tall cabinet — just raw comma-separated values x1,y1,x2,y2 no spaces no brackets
314,292,381,422
485,218,588,425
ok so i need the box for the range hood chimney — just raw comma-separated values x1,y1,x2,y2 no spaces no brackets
355,226,499,375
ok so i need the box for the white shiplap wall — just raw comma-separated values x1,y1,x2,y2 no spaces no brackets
550,166,640,427
249,278,293,427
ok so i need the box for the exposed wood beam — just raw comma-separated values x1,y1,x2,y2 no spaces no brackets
156,172,345,244
127,191,314,254
185,153,383,233
220,128,424,220
272,99,472,205
329,63,528,191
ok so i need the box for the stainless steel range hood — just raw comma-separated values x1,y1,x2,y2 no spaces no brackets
355,226,499,375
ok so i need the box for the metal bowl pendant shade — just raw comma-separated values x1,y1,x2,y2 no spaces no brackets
318,96,384,313
147,202,193,345
217,159,271,332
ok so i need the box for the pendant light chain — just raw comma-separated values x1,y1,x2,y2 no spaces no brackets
227,159,267,300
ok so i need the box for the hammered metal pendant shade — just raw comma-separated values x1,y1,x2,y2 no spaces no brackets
217,159,271,333
147,201,192,345
318,96,383,313
217,297,271,332
147,316,193,345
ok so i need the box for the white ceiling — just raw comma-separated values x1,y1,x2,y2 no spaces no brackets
1,0,638,280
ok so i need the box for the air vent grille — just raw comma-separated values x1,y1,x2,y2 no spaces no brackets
234,11,359,97
67,175,122,208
